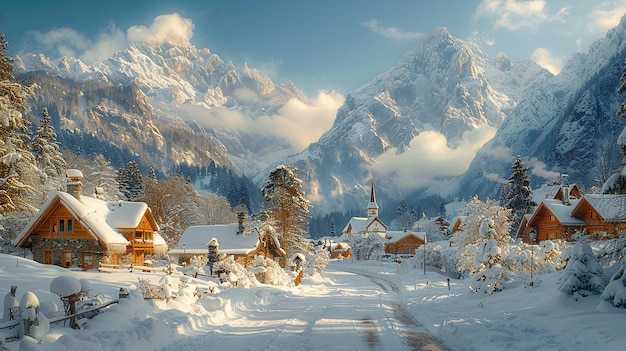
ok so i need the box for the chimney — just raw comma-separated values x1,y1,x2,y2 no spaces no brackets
237,212,247,235
66,169,84,200
561,174,570,205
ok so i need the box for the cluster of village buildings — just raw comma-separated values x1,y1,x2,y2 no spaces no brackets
11,170,626,271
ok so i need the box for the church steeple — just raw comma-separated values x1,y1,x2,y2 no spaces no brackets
367,180,378,220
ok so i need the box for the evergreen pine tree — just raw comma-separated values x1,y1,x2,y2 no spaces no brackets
500,156,536,236
124,161,143,201
32,108,66,178
0,29,36,212
606,58,626,193
262,165,310,257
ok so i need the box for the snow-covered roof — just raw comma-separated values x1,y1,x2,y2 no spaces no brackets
533,198,585,226
13,191,161,253
342,217,368,234
578,194,626,222
386,231,426,243
342,216,387,234
170,224,261,255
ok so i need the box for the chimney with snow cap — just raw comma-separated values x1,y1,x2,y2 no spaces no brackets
66,169,83,200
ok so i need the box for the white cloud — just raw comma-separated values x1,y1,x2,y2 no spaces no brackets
368,126,497,190
527,157,560,180
127,13,194,46
475,0,548,30
184,91,344,153
589,6,626,33
362,19,424,42
30,13,193,64
531,47,563,75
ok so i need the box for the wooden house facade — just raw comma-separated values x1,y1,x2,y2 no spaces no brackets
12,170,167,269
518,185,626,243
384,231,425,255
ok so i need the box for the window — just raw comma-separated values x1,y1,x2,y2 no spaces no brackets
67,219,73,232
62,250,72,268
59,220,65,232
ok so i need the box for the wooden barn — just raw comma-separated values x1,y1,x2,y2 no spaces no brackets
13,170,167,269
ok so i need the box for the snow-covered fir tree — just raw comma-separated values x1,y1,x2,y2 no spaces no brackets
605,58,626,193
500,155,536,236
118,161,143,201
599,264,626,308
261,165,310,258
392,200,416,231
453,196,512,277
32,108,66,178
558,238,605,299
0,29,37,213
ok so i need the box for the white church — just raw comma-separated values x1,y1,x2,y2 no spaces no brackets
341,181,388,241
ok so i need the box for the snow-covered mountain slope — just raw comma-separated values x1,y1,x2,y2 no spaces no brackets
14,42,307,174
276,28,550,214
443,16,626,201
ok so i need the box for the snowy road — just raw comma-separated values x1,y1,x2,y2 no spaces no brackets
160,263,447,351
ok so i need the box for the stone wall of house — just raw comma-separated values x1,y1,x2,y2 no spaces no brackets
31,237,106,269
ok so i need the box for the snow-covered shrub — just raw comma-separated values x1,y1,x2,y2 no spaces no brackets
20,291,49,340
558,240,605,298
212,255,258,288
599,264,626,308
306,248,330,274
596,235,626,267
179,255,209,277
351,234,385,260
470,265,505,294
250,255,291,286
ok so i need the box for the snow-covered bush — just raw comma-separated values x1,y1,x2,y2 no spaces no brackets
599,264,626,308
454,199,512,277
558,240,605,298
596,235,626,267
212,255,259,288
351,234,385,260
179,255,209,277
20,291,49,340
470,265,505,294
306,248,330,274
250,255,291,286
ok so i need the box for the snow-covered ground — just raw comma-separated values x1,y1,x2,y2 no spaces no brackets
1,254,625,350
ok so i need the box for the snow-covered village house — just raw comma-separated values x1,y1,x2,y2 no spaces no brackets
517,181,626,243
12,169,167,269
169,213,287,269
341,182,425,256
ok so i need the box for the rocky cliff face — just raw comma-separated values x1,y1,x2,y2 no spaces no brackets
279,28,549,213
15,41,306,174
447,16,626,201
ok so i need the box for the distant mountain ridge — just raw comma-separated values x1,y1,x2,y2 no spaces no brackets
15,41,306,175
447,16,626,201
277,27,551,214
13,20,626,217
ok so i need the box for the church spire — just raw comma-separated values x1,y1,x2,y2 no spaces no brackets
367,180,378,220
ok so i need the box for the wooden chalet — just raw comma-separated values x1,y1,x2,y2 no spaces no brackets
13,170,167,269
384,231,425,255
518,180,626,242
570,194,626,239
170,217,287,268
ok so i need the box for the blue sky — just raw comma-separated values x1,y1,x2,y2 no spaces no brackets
2,1,625,97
